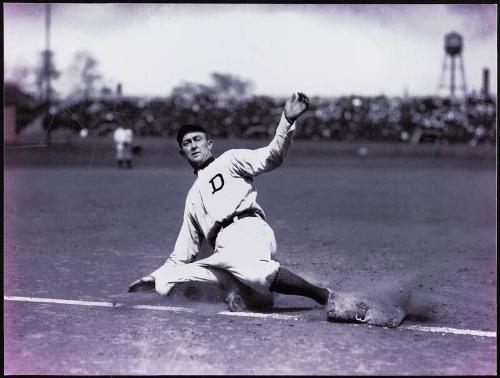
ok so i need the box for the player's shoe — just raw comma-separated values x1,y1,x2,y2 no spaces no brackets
225,291,248,312
326,289,406,328
326,289,370,324
225,288,275,312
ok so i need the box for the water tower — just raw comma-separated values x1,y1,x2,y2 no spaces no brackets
437,32,467,99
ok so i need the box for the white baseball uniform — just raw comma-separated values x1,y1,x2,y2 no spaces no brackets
150,112,296,295
113,126,133,161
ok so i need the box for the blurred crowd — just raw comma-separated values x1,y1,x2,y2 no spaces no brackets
6,83,497,146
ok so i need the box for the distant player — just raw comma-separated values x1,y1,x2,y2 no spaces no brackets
113,125,133,168
129,92,406,328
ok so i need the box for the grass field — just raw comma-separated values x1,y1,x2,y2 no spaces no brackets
3,137,497,374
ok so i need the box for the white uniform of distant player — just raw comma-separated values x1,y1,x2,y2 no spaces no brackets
150,113,296,296
113,126,133,167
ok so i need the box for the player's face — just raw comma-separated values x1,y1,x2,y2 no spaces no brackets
179,131,213,168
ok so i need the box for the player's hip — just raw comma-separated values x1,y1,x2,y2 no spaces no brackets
215,216,276,255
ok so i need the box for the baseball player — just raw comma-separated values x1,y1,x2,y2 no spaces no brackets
129,92,406,328
113,125,134,168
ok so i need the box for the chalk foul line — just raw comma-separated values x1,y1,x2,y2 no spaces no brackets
4,295,496,338
401,325,496,338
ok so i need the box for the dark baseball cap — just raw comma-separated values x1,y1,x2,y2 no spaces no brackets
176,124,209,146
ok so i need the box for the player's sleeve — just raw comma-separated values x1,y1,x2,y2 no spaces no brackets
149,196,202,280
228,112,296,177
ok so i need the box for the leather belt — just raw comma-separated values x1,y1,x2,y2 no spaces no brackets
208,209,260,248
220,209,260,229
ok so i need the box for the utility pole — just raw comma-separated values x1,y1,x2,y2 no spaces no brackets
44,3,52,145
482,67,490,100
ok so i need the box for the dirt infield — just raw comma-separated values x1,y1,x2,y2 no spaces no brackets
3,140,497,374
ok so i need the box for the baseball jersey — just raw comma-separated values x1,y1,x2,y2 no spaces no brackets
150,112,296,278
113,127,125,144
113,127,133,144
124,128,133,144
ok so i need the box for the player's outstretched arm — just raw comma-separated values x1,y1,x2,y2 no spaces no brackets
128,275,155,292
227,91,310,177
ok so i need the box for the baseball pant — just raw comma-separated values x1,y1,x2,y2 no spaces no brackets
116,142,132,160
154,217,280,296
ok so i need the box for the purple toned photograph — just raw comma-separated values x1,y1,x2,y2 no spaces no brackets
4,3,496,375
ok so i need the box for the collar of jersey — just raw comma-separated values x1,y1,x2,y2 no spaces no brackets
194,156,215,175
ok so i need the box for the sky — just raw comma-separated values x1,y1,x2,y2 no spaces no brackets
3,3,498,98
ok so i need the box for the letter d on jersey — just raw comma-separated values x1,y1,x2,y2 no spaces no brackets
209,173,224,194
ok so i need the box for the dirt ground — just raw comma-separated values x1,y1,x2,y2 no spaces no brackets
3,137,497,374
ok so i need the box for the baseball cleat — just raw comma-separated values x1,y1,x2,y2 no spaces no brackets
326,290,369,324
326,289,406,328
225,291,249,312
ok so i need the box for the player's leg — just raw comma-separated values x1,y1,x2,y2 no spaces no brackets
213,217,329,306
153,260,242,296
269,267,330,305
208,217,278,291
123,143,132,168
157,254,272,311
116,143,124,168
151,217,322,309
268,267,406,327
206,217,405,326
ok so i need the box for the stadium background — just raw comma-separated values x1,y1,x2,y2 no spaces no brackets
3,3,497,376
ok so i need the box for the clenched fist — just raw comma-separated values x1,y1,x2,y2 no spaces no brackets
284,92,310,123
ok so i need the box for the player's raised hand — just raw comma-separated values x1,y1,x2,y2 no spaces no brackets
284,92,310,123
128,276,155,292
